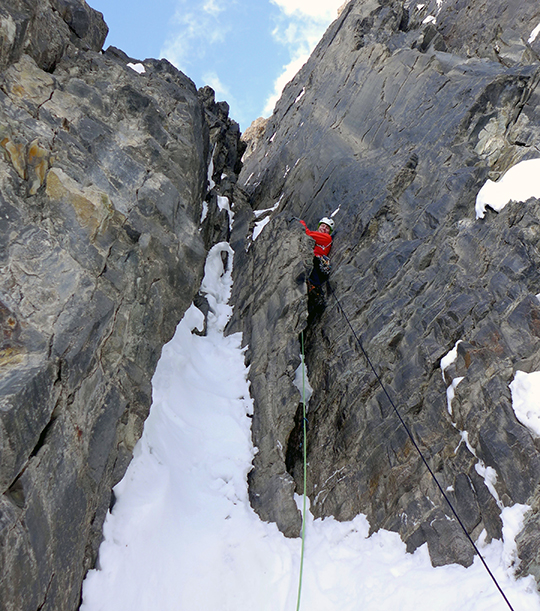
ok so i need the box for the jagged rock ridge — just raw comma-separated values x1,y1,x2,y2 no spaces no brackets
232,0,540,583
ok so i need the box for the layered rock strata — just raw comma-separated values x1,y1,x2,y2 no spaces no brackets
233,0,540,581
0,2,242,610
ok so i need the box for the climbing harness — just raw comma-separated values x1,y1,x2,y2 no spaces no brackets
327,282,517,611
295,331,308,611
316,254,331,275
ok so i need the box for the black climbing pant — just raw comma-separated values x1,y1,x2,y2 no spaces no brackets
307,256,329,320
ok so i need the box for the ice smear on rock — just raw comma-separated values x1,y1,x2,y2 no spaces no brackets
529,22,540,44
294,354,313,406
510,370,540,437
252,199,281,240
127,62,145,74
217,195,234,230
440,341,464,417
252,215,271,240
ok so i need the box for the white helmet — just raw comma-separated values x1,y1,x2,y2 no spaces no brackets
318,217,335,233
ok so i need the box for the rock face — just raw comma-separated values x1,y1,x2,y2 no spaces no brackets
0,2,242,610
234,0,540,580
229,210,312,536
0,0,108,72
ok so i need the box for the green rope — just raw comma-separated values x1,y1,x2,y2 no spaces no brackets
295,331,308,611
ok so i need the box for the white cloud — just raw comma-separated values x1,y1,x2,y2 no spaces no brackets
270,0,344,20
159,1,229,71
158,0,345,127
262,0,344,117
263,54,308,116
203,0,225,16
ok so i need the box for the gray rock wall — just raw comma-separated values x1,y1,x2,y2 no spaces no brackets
0,0,108,73
234,0,540,580
0,2,243,609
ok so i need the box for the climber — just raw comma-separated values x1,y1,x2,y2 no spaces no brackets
294,217,335,318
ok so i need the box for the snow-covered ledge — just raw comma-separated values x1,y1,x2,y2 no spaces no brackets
475,158,540,219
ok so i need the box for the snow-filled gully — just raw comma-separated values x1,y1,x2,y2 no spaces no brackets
80,168,540,609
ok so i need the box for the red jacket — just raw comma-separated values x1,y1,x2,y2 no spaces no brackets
300,220,332,257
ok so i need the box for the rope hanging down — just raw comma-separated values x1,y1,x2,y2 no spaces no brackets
295,331,308,611
327,283,516,611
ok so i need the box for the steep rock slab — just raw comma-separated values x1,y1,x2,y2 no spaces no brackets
229,206,312,536
236,0,540,574
0,35,243,611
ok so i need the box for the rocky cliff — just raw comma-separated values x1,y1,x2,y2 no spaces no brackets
0,1,242,610
232,0,540,582
4,0,540,609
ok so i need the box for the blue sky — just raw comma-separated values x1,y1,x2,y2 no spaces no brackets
88,0,344,130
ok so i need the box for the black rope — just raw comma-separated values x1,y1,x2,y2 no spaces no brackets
327,282,516,611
